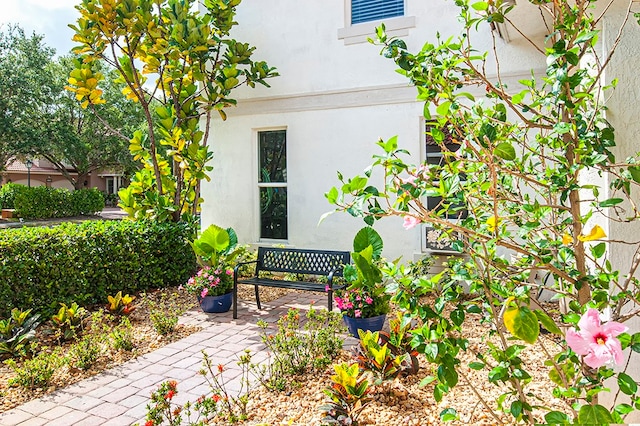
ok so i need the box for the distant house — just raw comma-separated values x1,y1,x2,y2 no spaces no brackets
1,158,125,200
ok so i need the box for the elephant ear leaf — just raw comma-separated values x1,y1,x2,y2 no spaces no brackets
192,224,230,257
353,226,383,260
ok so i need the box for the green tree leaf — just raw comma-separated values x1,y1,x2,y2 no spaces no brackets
577,404,613,424
494,142,516,160
503,306,539,344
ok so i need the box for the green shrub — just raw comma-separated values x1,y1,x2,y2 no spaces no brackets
0,220,196,317
5,348,66,389
12,187,104,219
70,188,104,215
0,183,27,210
68,334,102,370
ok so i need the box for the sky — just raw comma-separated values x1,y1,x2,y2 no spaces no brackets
1,0,80,57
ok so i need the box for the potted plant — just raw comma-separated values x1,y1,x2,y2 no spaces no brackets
335,226,390,337
185,224,244,313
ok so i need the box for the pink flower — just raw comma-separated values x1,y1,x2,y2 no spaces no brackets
566,308,628,368
400,175,417,186
208,275,215,281
201,288,209,298
403,215,420,230
365,296,373,304
226,269,233,275
354,309,362,318
325,285,331,292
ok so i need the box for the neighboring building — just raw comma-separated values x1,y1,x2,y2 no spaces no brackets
1,158,125,202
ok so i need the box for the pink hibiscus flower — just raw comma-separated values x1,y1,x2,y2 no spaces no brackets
403,215,420,230
566,308,628,368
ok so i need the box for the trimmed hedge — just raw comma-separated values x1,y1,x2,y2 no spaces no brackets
0,220,196,317
0,182,24,210
13,186,105,219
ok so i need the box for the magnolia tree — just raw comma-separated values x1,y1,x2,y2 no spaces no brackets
66,0,277,222
327,0,640,423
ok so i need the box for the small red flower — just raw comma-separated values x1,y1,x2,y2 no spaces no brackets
212,394,221,402
165,390,176,400
168,380,178,389
217,364,224,373
145,421,154,426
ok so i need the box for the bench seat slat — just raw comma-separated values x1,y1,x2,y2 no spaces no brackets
236,277,345,292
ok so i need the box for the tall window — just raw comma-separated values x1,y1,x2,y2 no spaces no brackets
258,130,288,240
425,123,468,219
351,0,404,24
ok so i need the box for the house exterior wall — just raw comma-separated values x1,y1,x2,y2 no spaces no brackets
600,10,640,419
200,0,547,260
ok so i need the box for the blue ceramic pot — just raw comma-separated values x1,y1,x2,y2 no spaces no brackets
198,292,233,313
343,314,386,338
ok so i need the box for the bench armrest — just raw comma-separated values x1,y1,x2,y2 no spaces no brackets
325,265,344,290
233,260,258,278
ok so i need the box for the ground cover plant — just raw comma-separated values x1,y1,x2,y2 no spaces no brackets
325,0,640,423
0,287,199,412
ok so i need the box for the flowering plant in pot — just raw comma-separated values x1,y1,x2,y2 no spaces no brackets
335,227,390,337
186,224,245,312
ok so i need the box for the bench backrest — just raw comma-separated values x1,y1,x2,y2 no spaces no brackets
256,247,350,276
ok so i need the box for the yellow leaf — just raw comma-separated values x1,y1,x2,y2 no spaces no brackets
486,215,500,232
562,233,573,245
578,224,606,242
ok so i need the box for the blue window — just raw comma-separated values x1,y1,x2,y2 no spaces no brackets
351,0,404,24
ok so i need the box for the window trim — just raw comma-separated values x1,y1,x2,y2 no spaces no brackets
338,1,415,45
256,128,289,242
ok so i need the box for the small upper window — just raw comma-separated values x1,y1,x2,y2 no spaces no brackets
351,0,404,24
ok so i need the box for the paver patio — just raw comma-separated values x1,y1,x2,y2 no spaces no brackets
0,292,352,425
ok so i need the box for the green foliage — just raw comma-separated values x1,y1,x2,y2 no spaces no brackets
337,227,390,318
139,350,254,425
0,220,196,318
68,334,103,371
51,302,88,342
0,26,56,168
109,317,134,351
254,307,345,391
13,187,104,219
106,291,136,316
148,293,184,336
354,313,420,381
0,308,40,359
354,329,405,384
190,224,244,269
0,183,26,210
4,348,65,389
319,363,371,426
326,0,640,421
68,0,278,222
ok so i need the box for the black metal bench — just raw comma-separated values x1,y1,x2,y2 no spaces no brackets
232,247,350,319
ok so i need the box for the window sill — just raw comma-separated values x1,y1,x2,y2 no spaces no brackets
338,15,416,45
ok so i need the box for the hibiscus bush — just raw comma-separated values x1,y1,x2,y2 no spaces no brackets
326,0,640,423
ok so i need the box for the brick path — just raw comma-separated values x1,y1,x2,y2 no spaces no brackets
0,292,347,426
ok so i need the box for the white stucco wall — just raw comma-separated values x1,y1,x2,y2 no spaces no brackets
200,0,548,260
600,10,640,420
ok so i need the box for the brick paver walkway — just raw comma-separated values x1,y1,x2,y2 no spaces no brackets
0,292,345,425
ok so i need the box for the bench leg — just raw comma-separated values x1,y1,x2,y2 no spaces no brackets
328,290,333,311
254,285,261,310
233,281,238,319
